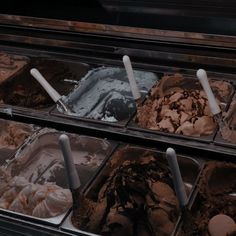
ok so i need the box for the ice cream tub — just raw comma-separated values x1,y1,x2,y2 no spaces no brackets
128,73,234,143
0,51,29,85
0,118,35,166
51,66,160,127
214,94,236,148
0,56,90,111
61,145,204,236
0,128,117,226
176,161,236,236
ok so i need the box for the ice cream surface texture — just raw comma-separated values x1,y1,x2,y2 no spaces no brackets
0,119,33,150
72,154,180,236
8,130,111,188
181,161,236,235
0,58,88,108
64,67,158,122
0,52,28,84
136,74,233,137
0,168,72,218
221,95,236,144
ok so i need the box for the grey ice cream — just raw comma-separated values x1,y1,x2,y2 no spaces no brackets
62,67,159,122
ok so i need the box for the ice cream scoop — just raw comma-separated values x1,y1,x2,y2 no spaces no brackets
208,214,236,236
123,55,141,104
30,68,68,113
59,134,81,210
196,69,223,128
59,134,81,190
166,148,188,208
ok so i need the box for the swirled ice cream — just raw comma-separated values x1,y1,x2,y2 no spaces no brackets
0,169,72,218
72,152,180,235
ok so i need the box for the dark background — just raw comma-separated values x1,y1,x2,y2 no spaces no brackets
1,0,236,35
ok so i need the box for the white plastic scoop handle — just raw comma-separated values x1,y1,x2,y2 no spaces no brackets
30,68,61,103
123,55,141,101
196,69,221,115
59,134,81,190
166,147,188,208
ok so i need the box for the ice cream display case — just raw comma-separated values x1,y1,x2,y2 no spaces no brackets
0,0,236,235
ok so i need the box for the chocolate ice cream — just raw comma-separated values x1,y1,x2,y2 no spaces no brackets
0,52,29,84
221,95,236,144
0,168,72,218
0,119,34,165
0,119,33,150
0,58,88,108
181,161,236,235
136,74,233,137
71,150,181,235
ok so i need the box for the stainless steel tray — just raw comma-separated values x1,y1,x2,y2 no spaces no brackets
51,66,160,127
176,161,236,236
0,56,90,112
61,145,204,235
0,128,117,226
128,75,234,143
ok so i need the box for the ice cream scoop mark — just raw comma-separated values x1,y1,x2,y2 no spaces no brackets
83,91,115,117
